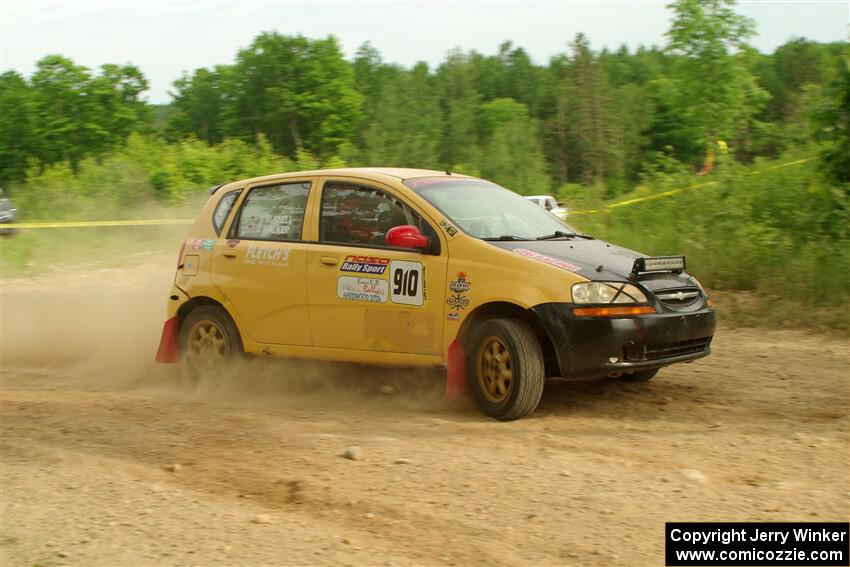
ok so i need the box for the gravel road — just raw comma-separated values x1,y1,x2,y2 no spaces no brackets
1,257,847,566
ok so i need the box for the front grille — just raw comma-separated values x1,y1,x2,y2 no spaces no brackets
654,286,701,308
625,336,712,362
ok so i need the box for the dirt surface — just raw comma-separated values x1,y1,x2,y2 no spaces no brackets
1,255,848,567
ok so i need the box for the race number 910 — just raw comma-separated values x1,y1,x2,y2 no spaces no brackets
390,260,424,306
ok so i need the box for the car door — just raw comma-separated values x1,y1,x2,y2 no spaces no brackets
211,179,314,346
306,179,448,355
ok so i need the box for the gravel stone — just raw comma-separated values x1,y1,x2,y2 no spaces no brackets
679,468,708,483
342,446,362,461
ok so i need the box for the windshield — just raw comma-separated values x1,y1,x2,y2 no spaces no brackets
405,178,578,239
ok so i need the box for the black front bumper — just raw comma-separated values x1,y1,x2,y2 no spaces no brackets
532,303,716,379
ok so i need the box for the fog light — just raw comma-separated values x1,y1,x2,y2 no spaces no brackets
608,356,618,363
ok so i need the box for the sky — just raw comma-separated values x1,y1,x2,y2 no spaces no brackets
1,0,847,104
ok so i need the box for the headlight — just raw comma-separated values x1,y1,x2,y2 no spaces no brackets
572,282,648,304
689,275,713,307
690,276,706,294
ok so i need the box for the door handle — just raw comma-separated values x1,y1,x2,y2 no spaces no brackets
222,249,238,258
319,256,339,266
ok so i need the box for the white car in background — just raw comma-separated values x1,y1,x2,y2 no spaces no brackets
0,189,18,236
525,195,569,220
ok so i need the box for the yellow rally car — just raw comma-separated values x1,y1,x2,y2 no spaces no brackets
156,168,716,420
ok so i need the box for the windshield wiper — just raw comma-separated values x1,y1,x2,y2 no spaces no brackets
536,231,594,240
482,235,532,241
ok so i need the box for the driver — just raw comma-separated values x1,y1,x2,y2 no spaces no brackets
338,193,379,243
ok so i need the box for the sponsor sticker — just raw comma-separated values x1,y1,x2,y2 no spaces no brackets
390,260,424,306
439,218,458,237
514,248,581,272
446,272,471,319
226,239,240,248
446,295,470,310
449,276,470,294
244,245,290,267
191,238,215,251
337,276,388,303
340,255,390,276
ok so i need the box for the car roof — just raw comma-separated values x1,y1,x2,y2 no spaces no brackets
216,167,475,193
526,195,554,200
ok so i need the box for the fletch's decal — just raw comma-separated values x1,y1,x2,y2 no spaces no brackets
244,245,290,267
390,260,423,306
439,218,458,237
191,238,215,251
446,272,470,320
340,255,391,276
337,276,388,303
513,248,580,272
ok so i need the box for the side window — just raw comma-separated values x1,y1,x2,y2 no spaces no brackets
232,182,311,241
212,190,241,235
320,182,433,248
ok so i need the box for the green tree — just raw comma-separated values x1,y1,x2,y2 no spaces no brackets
662,0,768,165
88,63,150,147
227,33,362,158
0,71,36,183
436,50,482,172
168,65,232,144
29,55,97,167
13,55,150,175
811,57,850,187
360,63,443,168
478,98,550,194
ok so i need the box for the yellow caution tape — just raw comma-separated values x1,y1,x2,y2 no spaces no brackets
743,157,814,176
568,157,814,216
5,219,193,229
605,180,719,210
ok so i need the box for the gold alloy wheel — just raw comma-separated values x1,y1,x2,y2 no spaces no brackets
186,318,229,367
477,336,513,404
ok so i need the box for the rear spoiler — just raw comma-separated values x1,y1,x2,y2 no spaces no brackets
630,256,686,279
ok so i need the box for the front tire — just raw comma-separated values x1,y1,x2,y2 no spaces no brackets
466,318,545,420
178,305,243,381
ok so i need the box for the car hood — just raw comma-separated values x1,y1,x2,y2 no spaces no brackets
487,239,698,292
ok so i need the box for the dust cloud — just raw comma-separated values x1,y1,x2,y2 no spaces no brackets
1,251,445,411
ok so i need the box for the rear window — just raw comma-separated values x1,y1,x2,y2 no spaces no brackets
231,182,311,241
212,190,241,235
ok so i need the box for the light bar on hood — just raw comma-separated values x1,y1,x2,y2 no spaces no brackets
631,256,686,278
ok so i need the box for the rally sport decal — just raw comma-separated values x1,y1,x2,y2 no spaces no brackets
336,257,424,306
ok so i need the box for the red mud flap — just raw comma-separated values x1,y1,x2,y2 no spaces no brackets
155,316,180,363
445,339,468,401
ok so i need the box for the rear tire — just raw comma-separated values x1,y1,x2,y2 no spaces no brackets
618,368,660,382
466,318,545,420
178,305,243,382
